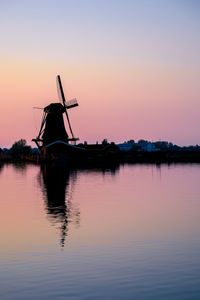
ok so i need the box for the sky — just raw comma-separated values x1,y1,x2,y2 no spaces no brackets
0,0,200,147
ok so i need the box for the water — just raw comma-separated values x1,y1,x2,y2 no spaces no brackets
0,163,200,299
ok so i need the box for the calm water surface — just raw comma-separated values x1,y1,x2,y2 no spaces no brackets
0,163,200,299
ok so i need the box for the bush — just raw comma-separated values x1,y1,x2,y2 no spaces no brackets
10,139,32,155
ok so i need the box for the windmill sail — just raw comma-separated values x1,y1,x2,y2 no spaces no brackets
66,98,78,109
56,75,79,142
56,75,66,106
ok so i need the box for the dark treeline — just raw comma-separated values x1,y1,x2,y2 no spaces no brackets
118,139,200,163
1,138,200,163
0,139,39,162
118,139,200,152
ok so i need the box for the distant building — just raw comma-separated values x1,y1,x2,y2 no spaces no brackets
138,140,156,152
117,141,135,152
142,143,156,152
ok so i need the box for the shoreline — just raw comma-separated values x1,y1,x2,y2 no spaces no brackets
1,150,200,165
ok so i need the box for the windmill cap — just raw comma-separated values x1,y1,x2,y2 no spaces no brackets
44,103,65,113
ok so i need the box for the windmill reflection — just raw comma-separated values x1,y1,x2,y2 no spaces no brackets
39,164,80,248
39,163,119,248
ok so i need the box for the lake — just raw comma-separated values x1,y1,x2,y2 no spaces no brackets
0,163,200,299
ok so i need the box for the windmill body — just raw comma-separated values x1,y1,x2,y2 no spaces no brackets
42,103,68,145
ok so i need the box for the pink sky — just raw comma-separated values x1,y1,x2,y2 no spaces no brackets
0,1,200,147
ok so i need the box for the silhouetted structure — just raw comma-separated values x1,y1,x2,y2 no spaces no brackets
33,75,79,151
42,103,69,145
32,75,120,165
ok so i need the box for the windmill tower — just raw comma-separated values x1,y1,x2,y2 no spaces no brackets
33,75,79,150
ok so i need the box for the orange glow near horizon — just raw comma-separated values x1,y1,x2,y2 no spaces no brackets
1,1,200,147
1,58,200,148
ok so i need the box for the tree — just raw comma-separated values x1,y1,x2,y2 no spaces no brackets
10,139,32,155
102,139,109,145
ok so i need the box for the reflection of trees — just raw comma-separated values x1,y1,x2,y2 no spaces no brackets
0,163,5,174
12,162,28,174
39,164,80,248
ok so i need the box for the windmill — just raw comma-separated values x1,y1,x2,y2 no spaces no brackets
33,75,79,150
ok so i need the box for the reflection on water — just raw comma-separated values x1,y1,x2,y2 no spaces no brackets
0,163,200,300
39,165,80,248
11,162,28,173
38,163,120,248
0,162,4,174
